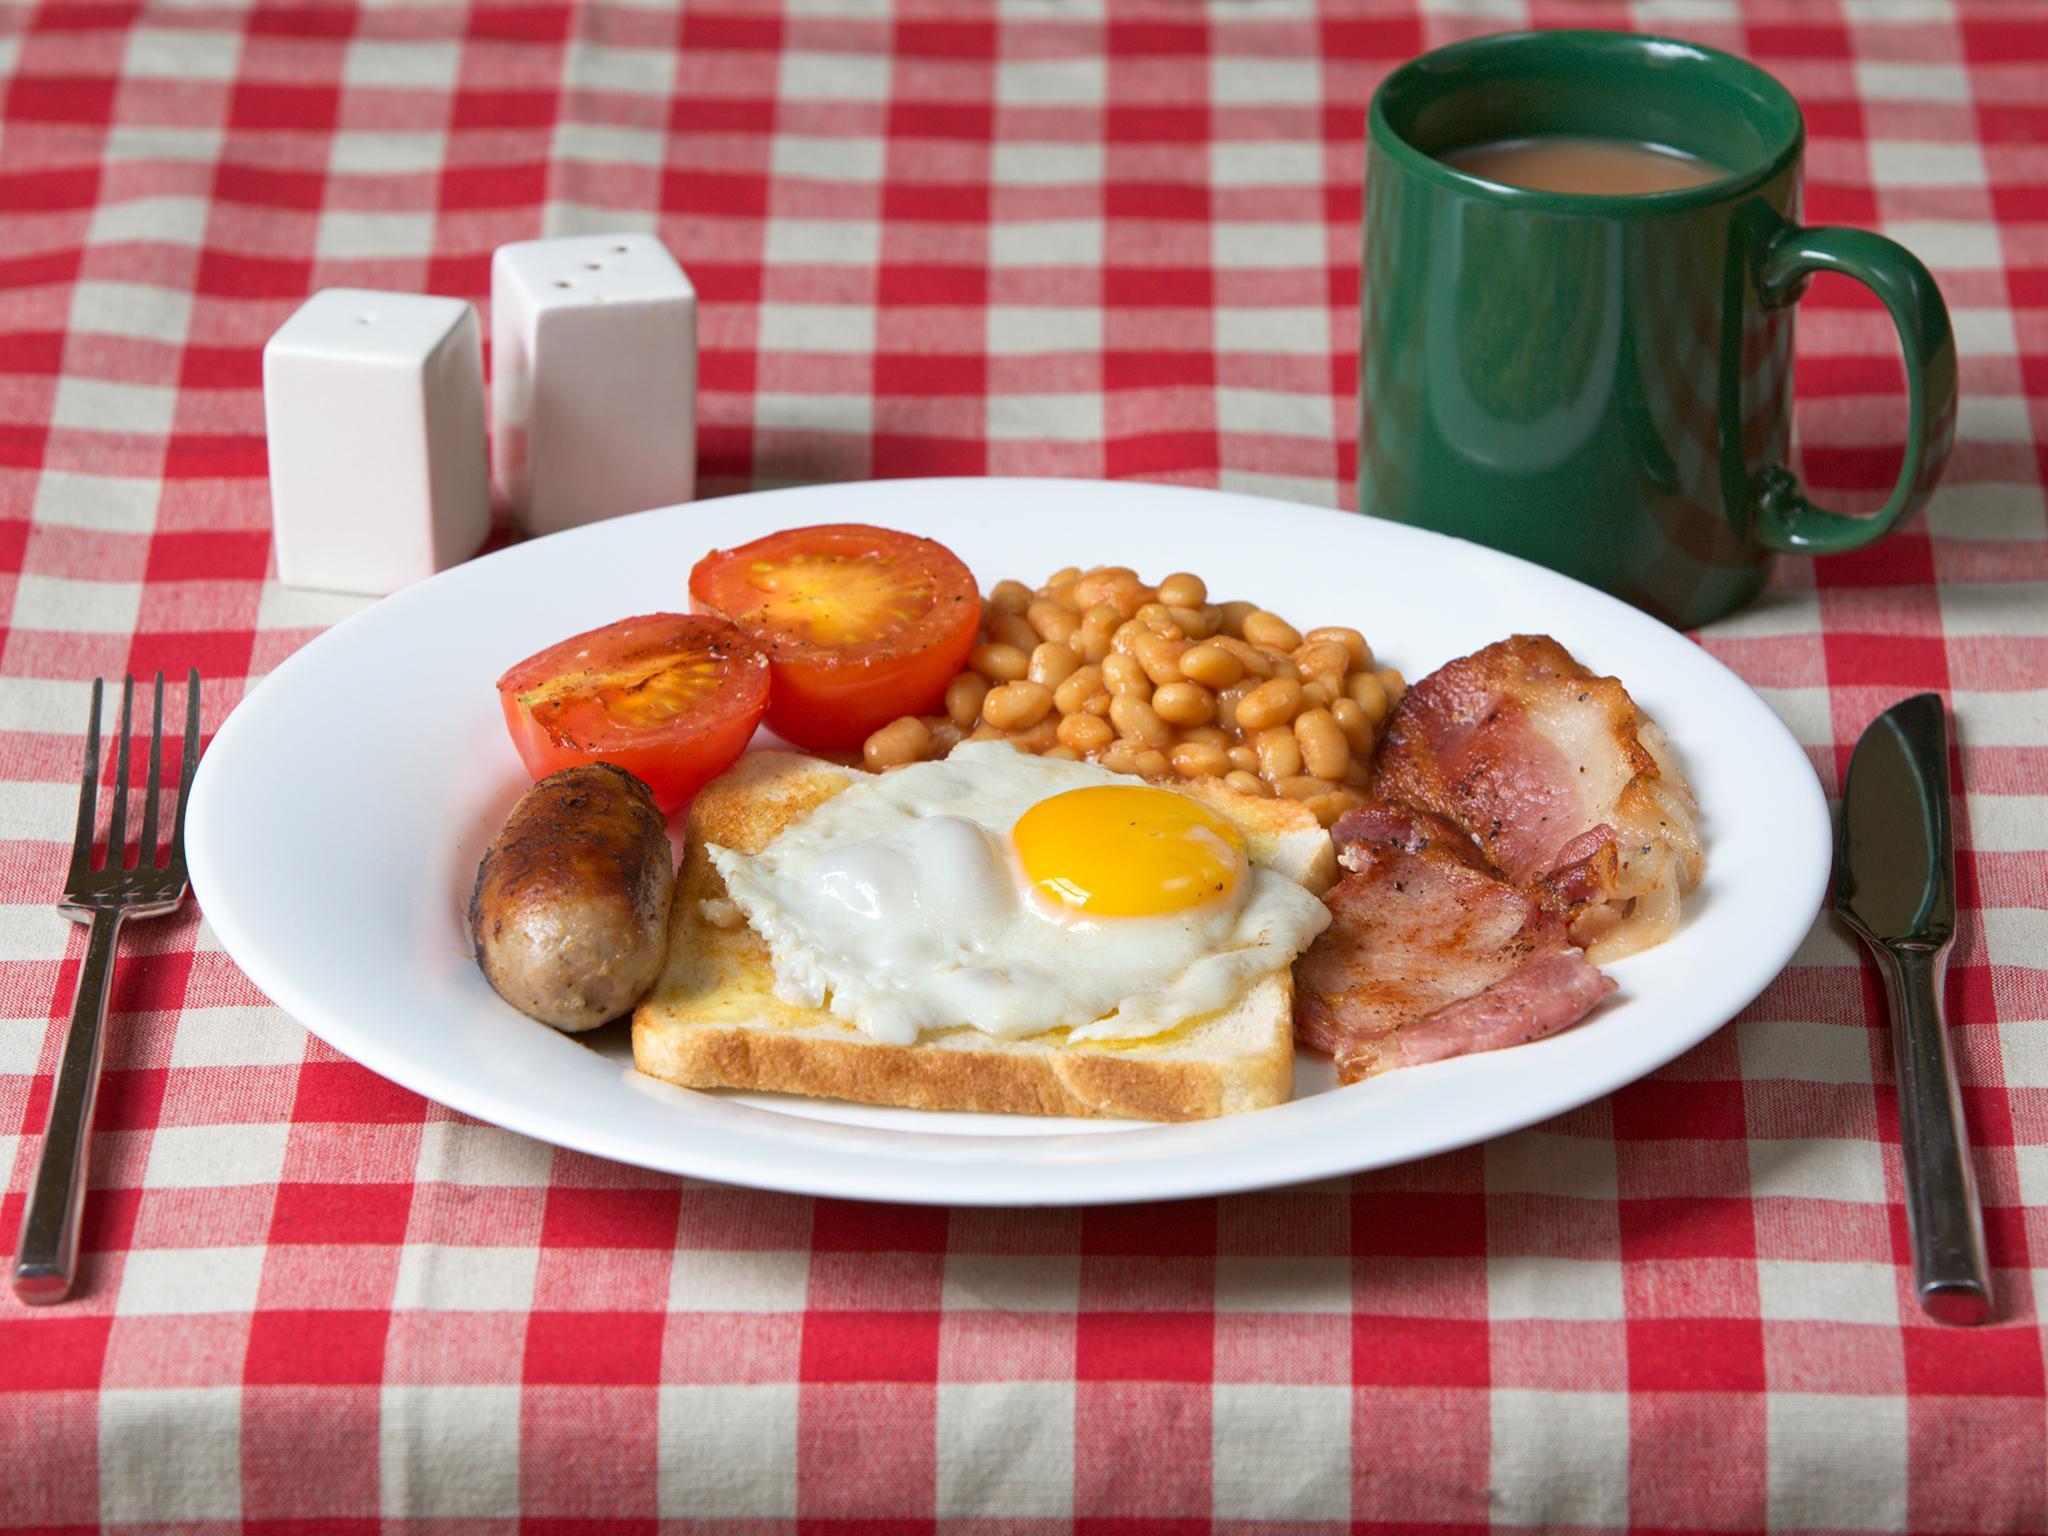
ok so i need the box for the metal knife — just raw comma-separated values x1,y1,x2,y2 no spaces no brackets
1836,693,1992,1326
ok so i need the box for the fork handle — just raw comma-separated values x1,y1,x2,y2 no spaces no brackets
12,908,124,1304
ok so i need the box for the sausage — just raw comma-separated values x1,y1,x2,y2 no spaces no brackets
469,763,675,1030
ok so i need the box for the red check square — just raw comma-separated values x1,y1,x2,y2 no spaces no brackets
800,1310,941,1383
523,1311,666,1387
268,1182,414,1246
0,1317,111,1391
1075,1311,1213,1382
1354,1316,1490,1388
539,1186,682,1251
244,1309,387,1385
1627,1318,1767,1393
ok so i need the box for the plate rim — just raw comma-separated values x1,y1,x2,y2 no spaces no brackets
188,476,1833,1205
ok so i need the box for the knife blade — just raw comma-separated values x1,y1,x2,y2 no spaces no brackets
1836,693,1991,1325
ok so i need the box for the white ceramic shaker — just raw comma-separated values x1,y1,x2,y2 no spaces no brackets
262,289,491,595
490,232,698,537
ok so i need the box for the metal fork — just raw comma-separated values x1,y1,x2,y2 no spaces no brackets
11,671,200,1304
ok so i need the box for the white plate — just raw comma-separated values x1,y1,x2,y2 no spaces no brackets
187,478,1830,1205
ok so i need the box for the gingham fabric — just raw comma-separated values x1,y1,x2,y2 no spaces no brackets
3,0,2046,1527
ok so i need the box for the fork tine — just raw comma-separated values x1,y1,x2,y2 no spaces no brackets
138,672,165,867
166,670,201,869
68,680,103,880
106,678,133,867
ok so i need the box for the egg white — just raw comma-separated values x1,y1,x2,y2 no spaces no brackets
706,742,1330,1046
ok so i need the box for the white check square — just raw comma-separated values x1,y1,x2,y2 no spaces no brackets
658,1384,799,1517
100,1389,241,1521
144,1122,290,1189
1488,1257,1626,1322
937,1381,1074,1517
393,1245,540,1312
381,1385,522,1518
1212,1383,1349,1518
1756,1259,1901,1325
116,1245,267,1316
1748,1137,1888,1203
668,1248,812,1313
1491,1389,1629,1527
10,574,145,635
52,378,176,435
1768,1393,1907,1530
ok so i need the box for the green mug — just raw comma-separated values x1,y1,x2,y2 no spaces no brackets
1359,30,1957,628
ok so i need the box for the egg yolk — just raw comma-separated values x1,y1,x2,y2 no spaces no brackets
1013,785,1246,917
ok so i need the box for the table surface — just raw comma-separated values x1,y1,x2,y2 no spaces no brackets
4,0,2047,1527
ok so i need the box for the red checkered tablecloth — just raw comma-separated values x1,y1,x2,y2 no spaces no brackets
4,0,2047,1526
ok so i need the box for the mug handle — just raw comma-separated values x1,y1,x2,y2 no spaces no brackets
1740,216,1958,556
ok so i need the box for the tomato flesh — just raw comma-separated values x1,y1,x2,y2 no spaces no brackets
495,613,768,815
689,524,979,751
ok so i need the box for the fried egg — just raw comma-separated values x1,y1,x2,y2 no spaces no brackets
706,743,1330,1045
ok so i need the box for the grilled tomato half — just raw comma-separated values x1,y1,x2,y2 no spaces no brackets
688,523,979,751
496,613,769,815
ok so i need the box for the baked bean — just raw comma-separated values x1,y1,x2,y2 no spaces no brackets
1110,619,1148,657
1074,612,1117,664
1331,696,1376,754
946,672,990,730
1170,740,1232,778
926,717,963,755
1214,637,1273,678
1029,641,1079,690
989,611,1038,653
1134,602,1175,629
1179,641,1244,690
1377,667,1407,707
1307,626,1371,672
1102,653,1151,697
1304,788,1364,827
1294,708,1350,781
1042,745,1082,761
1058,712,1114,752
1276,774,1335,800
1180,724,1228,746
1027,600,1079,646
1106,575,1150,618
1346,670,1389,724
1152,680,1215,726
1166,605,1210,638
970,642,1030,682
1101,740,1143,776
1053,665,1105,716
1224,769,1273,797
1134,631,1188,686
1236,676,1303,732
1216,601,1257,638
1213,681,1250,732
1006,716,1061,754
1132,748,1171,778
1109,693,1172,749
1157,572,1207,608
1068,567,1130,608
1299,682,1332,710
988,579,1032,614
984,680,1053,731
1255,726,1302,780
1046,565,1081,588
1241,610,1303,651
1294,641,1351,685
1227,745,1259,773
864,715,931,771
1261,652,1301,684
969,721,1006,742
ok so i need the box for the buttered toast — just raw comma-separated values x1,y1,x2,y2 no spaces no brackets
631,751,1335,1121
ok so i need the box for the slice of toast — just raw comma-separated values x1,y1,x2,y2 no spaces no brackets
631,750,1335,1121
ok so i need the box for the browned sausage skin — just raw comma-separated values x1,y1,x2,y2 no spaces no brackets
470,763,676,1030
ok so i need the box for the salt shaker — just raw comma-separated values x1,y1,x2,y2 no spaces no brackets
491,232,698,538
263,290,491,595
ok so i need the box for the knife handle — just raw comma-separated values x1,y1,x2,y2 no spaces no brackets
1875,942,1993,1325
